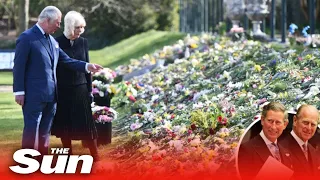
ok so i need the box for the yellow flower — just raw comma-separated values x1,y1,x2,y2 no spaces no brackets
155,117,162,123
233,52,239,57
169,106,175,111
192,36,200,41
254,65,262,72
138,146,150,153
185,89,190,96
110,85,117,94
219,132,228,138
126,91,132,97
190,43,198,49
151,57,156,64
305,54,313,60
230,142,238,149
159,52,165,58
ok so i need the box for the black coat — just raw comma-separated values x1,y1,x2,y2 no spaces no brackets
51,34,97,140
238,135,293,180
55,35,92,93
279,134,320,180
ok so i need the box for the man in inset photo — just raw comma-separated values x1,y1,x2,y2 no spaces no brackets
279,104,320,180
237,102,293,180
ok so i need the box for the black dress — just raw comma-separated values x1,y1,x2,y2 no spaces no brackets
51,35,98,140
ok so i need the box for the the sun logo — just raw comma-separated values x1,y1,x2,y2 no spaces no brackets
9,148,93,174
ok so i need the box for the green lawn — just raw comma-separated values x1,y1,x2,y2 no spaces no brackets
0,72,13,85
90,30,185,68
0,92,23,158
0,30,185,85
0,92,126,161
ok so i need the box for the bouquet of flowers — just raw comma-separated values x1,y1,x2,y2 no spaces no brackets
92,80,117,98
92,105,118,124
92,68,117,84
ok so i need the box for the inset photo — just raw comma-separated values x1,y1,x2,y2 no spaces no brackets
236,103,320,180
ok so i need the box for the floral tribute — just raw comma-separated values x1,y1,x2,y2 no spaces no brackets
95,33,320,178
92,105,118,123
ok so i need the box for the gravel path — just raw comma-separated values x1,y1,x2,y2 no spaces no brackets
0,85,12,92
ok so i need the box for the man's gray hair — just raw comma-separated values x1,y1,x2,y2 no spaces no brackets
38,6,62,23
63,11,86,38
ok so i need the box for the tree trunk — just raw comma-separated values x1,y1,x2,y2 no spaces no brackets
17,0,29,35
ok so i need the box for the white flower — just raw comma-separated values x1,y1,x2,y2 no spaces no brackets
223,71,231,80
193,102,204,109
144,111,155,122
303,86,320,99
99,91,104,97
151,95,159,102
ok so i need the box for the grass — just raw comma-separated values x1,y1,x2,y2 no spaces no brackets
90,30,185,68
0,91,128,163
0,30,185,85
0,92,23,160
0,71,13,85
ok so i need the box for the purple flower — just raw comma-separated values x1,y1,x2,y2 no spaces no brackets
92,88,99,94
269,59,277,67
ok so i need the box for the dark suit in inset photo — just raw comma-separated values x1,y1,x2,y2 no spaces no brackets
238,134,293,180
280,133,320,180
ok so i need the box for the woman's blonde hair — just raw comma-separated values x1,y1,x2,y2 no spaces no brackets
63,11,86,38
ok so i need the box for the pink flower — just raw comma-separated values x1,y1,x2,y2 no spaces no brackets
252,84,257,89
92,88,99,94
128,95,136,102
98,115,112,122
111,71,117,78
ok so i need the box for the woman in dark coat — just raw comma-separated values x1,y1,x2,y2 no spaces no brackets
51,11,99,160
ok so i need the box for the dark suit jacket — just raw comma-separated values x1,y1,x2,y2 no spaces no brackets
13,25,87,102
55,35,92,92
279,134,320,180
238,135,293,180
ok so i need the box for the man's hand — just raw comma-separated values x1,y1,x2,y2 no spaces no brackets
15,95,25,106
88,63,103,73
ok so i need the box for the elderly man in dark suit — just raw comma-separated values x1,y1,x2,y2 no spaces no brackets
13,6,102,156
238,102,293,180
279,104,320,180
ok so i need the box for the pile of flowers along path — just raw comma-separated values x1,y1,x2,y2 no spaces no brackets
100,33,320,177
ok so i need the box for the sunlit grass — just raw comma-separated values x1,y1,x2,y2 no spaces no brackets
0,30,185,85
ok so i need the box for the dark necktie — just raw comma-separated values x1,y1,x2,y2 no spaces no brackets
271,142,281,162
302,144,308,161
44,33,53,55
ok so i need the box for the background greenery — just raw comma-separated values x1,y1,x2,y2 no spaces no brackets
0,0,179,49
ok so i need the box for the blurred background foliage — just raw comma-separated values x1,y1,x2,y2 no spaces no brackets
0,0,179,49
